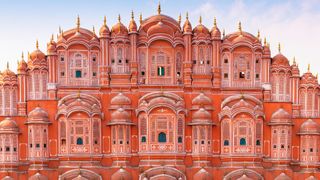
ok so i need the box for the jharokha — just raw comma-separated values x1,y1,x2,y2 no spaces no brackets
0,5,319,180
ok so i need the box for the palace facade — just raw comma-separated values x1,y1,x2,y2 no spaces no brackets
0,5,319,180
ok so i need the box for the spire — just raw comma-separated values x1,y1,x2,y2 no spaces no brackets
293,56,296,65
178,13,181,25
6,62,9,69
264,37,267,46
76,15,80,32
199,15,202,24
118,14,121,23
186,12,189,20
257,30,260,39
51,34,54,41
157,2,161,15
36,39,39,49
238,21,242,32
223,29,225,37
308,63,310,72
139,13,143,24
59,26,62,34
278,43,281,53
28,51,30,59
92,26,95,35
103,16,107,26
131,10,134,20
213,17,217,28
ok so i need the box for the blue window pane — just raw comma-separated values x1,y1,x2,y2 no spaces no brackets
240,138,246,146
224,140,229,146
76,70,82,78
77,137,83,145
158,132,166,143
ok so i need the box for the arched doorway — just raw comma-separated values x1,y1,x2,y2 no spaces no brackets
139,166,186,180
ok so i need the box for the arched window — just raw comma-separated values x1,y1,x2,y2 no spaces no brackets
224,140,229,146
240,138,246,146
141,136,146,143
76,137,83,145
158,132,166,143
178,137,182,143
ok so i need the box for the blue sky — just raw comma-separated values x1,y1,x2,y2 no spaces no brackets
0,0,319,75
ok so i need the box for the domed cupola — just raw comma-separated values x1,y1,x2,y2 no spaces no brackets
110,92,131,107
272,43,290,67
29,172,48,180
193,168,212,180
269,108,292,125
128,11,137,33
111,15,129,37
2,63,17,85
291,57,300,76
111,168,132,180
26,107,50,124
109,108,132,125
17,53,27,73
47,34,57,55
0,117,19,133
30,40,46,61
274,173,291,180
211,17,221,40
183,12,192,34
193,16,210,36
298,119,320,135
300,64,318,85
99,16,110,38
190,108,212,124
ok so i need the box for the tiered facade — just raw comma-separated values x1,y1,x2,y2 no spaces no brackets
0,5,319,180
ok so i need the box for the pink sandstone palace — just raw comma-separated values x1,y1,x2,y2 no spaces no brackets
0,4,319,180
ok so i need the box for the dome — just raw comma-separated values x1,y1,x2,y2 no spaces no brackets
129,13,137,33
30,41,46,60
211,26,221,39
111,16,128,37
183,18,192,33
298,119,320,135
269,108,292,125
111,168,131,180
192,93,212,106
274,173,290,180
99,16,110,37
236,174,252,180
192,108,211,122
111,93,131,106
1,176,14,180
27,107,50,124
148,21,174,36
300,70,318,85
111,108,130,122
17,59,27,72
193,24,210,35
0,117,18,132
2,68,15,77
47,38,56,55
193,169,211,180
272,53,290,67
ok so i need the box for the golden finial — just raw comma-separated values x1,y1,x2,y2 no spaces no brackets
6,62,9,69
139,13,143,24
293,56,296,64
238,21,242,32
51,34,54,41
61,29,64,36
76,15,80,31
36,39,39,49
21,52,24,60
278,43,281,53
186,12,189,20
264,37,267,46
214,17,217,28
178,13,181,25
257,30,260,39
157,2,161,15
59,26,62,34
316,73,318,79
199,15,202,24
131,10,134,20
267,42,270,48
92,26,95,35
308,63,310,72
118,14,121,23
28,51,30,59
103,16,106,26
223,29,225,37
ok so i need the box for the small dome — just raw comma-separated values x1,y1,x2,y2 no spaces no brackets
27,107,50,124
111,93,131,105
2,176,14,180
2,68,15,77
99,17,110,37
111,168,132,180
236,174,252,180
47,39,56,54
129,13,137,33
183,19,192,33
193,169,211,180
274,173,290,180
0,117,18,132
211,27,221,39
192,93,212,106
192,108,211,121
17,59,27,72
301,71,318,85
193,24,210,35
111,108,130,122
148,21,174,36
272,53,290,66
269,108,292,125
299,119,320,135
111,16,128,37
30,41,46,60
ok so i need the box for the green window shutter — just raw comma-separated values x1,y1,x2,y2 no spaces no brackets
76,70,82,78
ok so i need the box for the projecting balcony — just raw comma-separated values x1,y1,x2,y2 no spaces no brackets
300,110,319,118
111,66,130,74
271,94,291,102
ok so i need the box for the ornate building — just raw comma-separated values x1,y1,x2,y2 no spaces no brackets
0,4,319,180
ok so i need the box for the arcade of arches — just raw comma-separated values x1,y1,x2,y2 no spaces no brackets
0,4,320,180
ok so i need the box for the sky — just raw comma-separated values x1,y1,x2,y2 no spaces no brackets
0,0,319,75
